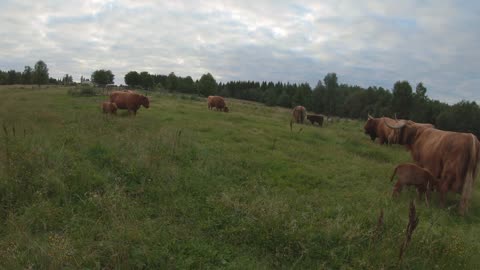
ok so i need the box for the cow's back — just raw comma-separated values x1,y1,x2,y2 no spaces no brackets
413,128,476,186
110,91,129,109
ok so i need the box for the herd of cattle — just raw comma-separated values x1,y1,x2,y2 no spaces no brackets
100,91,478,215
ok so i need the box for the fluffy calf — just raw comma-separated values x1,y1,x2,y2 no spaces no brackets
390,163,438,206
102,101,117,114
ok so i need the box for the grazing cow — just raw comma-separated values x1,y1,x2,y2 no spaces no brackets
292,106,306,124
307,114,324,126
207,96,214,109
364,115,434,145
384,120,480,215
102,101,117,115
390,163,438,206
109,90,149,115
207,96,229,112
363,115,399,145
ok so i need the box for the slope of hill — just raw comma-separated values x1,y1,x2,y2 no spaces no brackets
0,86,479,269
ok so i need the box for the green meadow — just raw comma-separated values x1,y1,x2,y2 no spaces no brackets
0,86,479,269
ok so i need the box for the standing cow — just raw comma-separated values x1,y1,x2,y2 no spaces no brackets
384,120,480,215
207,96,229,112
292,106,306,124
109,90,149,115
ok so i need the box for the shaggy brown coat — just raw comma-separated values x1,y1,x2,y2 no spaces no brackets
292,106,306,124
363,116,399,145
109,91,149,115
207,96,229,112
390,163,438,206
385,120,480,214
102,101,117,114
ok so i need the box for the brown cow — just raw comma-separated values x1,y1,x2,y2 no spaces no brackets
364,115,398,145
390,163,438,206
307,114,324,126
109,91,149,115
385,120,480,214
207,96,229,112
292,106,306,124
101,101,117,114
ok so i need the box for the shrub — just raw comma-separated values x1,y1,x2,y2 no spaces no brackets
67,85,102,97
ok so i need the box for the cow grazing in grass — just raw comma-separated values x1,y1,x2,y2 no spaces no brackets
207,96,229,112
385,120,480,215
390,163,438,206
307,114,324,126
101,101,117,115
109,90,149,115
363,115,399,145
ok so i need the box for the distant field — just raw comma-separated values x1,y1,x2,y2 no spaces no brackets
0,86,479,269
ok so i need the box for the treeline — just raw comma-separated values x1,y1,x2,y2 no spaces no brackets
1,61,479,137
0,60,73,86
123,70,480,137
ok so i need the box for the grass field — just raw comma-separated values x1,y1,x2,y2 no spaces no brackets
0,86,479,269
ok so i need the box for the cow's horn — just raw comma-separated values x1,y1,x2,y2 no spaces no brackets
384,118,406,129
394,113,398,121
368,113,374,119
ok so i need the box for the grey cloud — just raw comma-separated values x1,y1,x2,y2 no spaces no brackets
0,0,479,104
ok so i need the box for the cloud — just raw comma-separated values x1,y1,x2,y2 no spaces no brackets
0,0,479,104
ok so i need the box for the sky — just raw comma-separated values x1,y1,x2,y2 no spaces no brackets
1,0,479,104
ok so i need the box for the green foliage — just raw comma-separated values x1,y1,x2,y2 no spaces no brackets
91,69,114,87
22,66,33,84
140,71,154,90
124,71,141,87
33,60,49,86
392,81,413,119
436,101,480,136
197,73,217,97
276,90,291,107
67,85,102,96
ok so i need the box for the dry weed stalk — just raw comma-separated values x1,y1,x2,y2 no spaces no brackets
398,200,419,263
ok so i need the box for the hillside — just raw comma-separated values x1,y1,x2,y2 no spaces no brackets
0,86,479,269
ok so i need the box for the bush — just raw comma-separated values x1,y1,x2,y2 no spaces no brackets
67,85,102,97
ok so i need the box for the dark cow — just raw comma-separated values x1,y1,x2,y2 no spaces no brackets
101,101,117,115
390,163,438,206
307,114,324,126
384,120,480,215
207,96,229,112
109,90,149,115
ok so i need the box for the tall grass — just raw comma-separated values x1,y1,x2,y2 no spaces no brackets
0,86,478,268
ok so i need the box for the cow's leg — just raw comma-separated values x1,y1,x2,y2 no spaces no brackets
392,181,402,197
438,180,449,208
310,120,314,125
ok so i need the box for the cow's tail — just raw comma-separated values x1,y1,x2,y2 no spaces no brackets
460,134,479,215
301,109,306,123
290,119,293,132
390,166,398,182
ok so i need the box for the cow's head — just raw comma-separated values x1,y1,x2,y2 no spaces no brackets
223,106,229,113
363,114,378,141
142,95,150,108
384,119,418,145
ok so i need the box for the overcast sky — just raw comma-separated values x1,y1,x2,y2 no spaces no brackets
1,0,479,103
